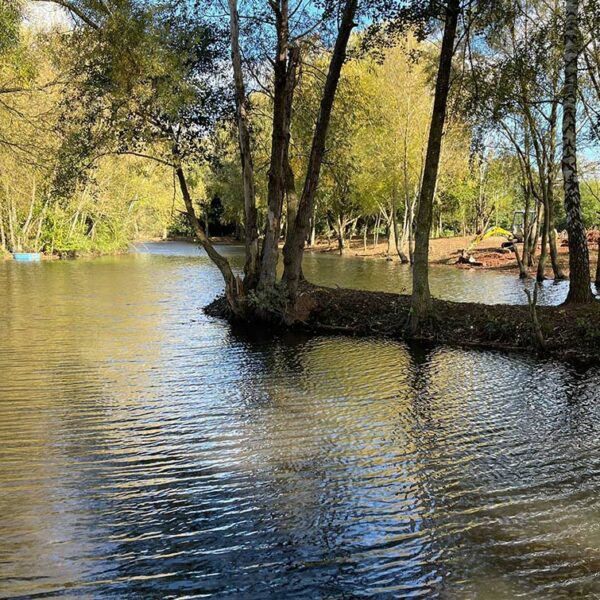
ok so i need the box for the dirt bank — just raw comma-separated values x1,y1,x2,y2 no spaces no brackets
307,234,600,279
206,284,600,365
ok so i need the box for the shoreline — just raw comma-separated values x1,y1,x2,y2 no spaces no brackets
163,235,600,279
304,235,600,279
4,235,598,282
1,248,130,261
205,284,600,365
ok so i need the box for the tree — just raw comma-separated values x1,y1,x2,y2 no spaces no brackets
225,0,361,300
227,0,259,288
410,0,460,330
281,0,359,295
562,0,593,302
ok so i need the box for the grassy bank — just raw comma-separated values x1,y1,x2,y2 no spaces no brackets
206,284,600,364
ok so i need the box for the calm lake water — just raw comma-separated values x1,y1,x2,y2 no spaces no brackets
1,242,599,599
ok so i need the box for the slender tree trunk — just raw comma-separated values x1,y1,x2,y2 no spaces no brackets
531,201,542,266
259,0,290,288
281,0,358,295
393,203,409,263
386,210,395,256
546,90,565,280
562,0,593,302
175,164,240,310
400,132,415,263
283,48,301,245
0,204,6,251
521,187,531,273
549,228,564,279
228,0,259,289
21,176,36,248
595,237,600,288
514,243,526,277
349,218,358,245
7,185,16,252
284,158,298,237
537,199,549,282
513,235,529,279
391,189,409,263
34,198,46,251
408,194,415,265
410,0,460,330
336,215,346,255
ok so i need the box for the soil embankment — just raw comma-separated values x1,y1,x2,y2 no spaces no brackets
206,284,600,364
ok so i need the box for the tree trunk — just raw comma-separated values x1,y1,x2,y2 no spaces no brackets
284,157,298,239
283,48,301,245
336,215,346,255
410,0,460,331
7,185,16,252
0,205,6,251
386,210,395,256
513,243,526,278
281,0,358,296
259,0,290,289
392,203,409,263
390,188,409,263
408,192,416,265
228,0,260,289
549,228,564,279
175,164,240,310
529,201,542,266
596,237,600,289
562,0,593,302
521,187,532,273
349,219,358,245
309,211,316,247
536,200,549,282
34,199,46,252
543,93,565,281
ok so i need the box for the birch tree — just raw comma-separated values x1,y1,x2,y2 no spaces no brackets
562,0,594,302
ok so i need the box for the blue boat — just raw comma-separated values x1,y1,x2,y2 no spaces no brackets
12,252,42,262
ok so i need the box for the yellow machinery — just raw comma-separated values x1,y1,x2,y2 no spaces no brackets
466,226,514,254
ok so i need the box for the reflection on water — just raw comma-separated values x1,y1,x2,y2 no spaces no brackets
1,242,599,598
134,240,578,305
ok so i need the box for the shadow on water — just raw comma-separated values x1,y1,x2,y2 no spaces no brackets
1,242,600,598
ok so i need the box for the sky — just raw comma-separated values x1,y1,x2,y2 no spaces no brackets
25,1,71,30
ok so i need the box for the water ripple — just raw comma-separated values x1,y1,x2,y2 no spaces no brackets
1,243,600,598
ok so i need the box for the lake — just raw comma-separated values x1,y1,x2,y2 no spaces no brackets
1,242,599,598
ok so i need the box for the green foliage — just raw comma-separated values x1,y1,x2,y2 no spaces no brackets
0,0,22,55
3,0,600,265
580,179,600,227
